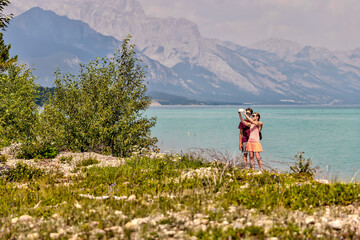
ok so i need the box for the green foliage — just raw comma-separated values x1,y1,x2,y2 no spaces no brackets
0,65,39,147
59,155,73,164
0,153,7,163
290,152,316,178
0,32,17,71
76,156,99,167
16,143,59,159
0,2,34,147
0,0,17,72
5,162,44,182
0,154,360,239
268,223,302,238
39,36,156,156
35,86,55,106
0,0,12,30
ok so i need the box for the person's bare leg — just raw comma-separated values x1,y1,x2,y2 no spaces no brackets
243,153,248,168
255,152,263,171
249,152,255,170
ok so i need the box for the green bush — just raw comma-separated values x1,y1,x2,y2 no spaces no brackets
290,152,317,178
0,153,7,163
39,36,157,156
0,65,39,147
16,143,59,159
5,162,44,182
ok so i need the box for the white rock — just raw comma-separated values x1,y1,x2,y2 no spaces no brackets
263,220,273,227
19,215,33,222
328,220,343,230
325,207,331,215
193,219,201,225
105,226,123,233
74,202,82,209
201,219,209,225
57,228,66,235
125,221,137,230
125,218,146,230
228,206,236,213
95,196,109,200
348,214,359,223
167,194,175,199
27,232,39,240
232,221,243,229
315,179,329,184
11,217,19,224
115,210,123,215
321,217,328,224
68,234,81,240
305,216,316,224
193,224,207,232
166,230,176,236
314,222,322,230
91,221,100,227
240,183,249,189
239,218,246,223
127,195,136,201
49,233,60,239
91,228,106,236
194,213,207,219
113,196,128,200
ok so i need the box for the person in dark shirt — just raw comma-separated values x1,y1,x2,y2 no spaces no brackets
238,107,253,168
240,111,263,171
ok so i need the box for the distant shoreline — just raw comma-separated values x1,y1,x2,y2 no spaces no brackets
149,103,360,108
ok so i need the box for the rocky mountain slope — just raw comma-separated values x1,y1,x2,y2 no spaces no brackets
5,0,360,104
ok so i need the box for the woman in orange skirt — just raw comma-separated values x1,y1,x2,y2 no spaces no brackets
239,111,263,171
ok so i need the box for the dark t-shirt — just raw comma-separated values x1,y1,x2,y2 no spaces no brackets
238,120,250,143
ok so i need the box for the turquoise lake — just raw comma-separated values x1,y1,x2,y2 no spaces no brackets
146,105,360,181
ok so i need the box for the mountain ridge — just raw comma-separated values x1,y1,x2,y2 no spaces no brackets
4,1,360,104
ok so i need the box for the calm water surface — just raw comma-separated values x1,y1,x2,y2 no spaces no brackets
146,105,360,181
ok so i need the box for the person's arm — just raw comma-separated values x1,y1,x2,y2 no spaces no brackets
244,114,261,127
238,111,251,126
239,128,243,150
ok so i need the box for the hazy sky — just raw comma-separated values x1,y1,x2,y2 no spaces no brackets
137,0,360,51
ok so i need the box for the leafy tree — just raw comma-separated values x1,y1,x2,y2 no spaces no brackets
0,0,12,30
40,36,157,156
0,0,17,72
0,32,17,71
0,65,39,147
35,86,55,106
0,0,34,148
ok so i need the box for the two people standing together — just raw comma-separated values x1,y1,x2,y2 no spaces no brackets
238,108,263,171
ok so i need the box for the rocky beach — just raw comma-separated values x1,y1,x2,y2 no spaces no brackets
1,148,360,239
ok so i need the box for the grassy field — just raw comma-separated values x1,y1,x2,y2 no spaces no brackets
1,151,360,239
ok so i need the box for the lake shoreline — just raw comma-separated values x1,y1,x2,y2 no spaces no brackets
1,150,360,239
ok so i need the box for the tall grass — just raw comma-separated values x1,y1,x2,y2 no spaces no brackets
1,153,360,239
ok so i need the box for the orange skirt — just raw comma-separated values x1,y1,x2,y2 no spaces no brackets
246,142,263,152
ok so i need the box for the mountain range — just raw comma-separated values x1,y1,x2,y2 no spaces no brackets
4,0,360,104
